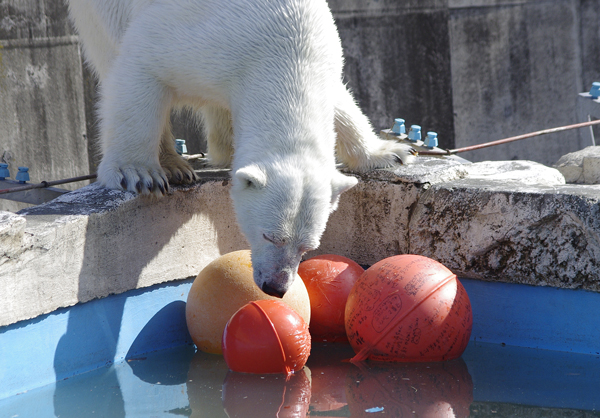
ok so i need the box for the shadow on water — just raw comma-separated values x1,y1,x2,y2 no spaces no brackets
51,179,243,417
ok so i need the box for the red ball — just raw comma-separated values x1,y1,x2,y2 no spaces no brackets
222,300,311,374
345,254,472,362
298,254,364,342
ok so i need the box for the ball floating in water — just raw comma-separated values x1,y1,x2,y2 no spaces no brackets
298,254,364,342
185,250,310,354
345,254,472,362
222,299,311,374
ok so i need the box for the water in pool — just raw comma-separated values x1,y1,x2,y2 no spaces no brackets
3,341,599,417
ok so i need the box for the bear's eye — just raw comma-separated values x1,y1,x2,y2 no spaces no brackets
263,233,284,247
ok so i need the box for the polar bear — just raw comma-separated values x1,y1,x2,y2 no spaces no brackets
67,0,415,297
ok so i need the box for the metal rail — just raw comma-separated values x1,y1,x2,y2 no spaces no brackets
2,119,600,197
418,119,600,156
0,174,97,195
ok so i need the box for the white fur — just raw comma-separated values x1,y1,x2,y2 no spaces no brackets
67,0,415,296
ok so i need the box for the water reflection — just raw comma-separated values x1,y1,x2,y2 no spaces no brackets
222,370,311,417
345,359,472,417
27,341,600,417
190,343,473,418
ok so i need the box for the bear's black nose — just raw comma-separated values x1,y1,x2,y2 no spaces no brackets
261,282,286,298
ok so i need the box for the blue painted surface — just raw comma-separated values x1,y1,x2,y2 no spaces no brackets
0,280,193,400
1,276,600,408
463,342,600,411
461,278,600,355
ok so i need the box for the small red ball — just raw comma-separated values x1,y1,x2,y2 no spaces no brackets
345,254,472,362
222,300,311,374
298,254,364,342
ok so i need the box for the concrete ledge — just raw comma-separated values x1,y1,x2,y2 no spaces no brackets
1,171,247,327
3,158,599,327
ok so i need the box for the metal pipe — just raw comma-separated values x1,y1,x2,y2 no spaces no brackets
3,118,600,195
418,119,600,156
0,174,97,195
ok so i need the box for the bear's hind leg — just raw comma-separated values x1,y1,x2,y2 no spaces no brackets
158,125,198,185
201,105,234,168
334,84,416,171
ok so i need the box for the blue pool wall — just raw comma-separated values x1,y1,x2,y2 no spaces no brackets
0,279,194,400
1,277,600,403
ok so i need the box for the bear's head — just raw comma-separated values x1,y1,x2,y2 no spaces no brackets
230,160,357,297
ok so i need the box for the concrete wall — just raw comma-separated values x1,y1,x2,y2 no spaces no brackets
332,0,600,165
0,0,90,212
449,0,600,163
6,158,600,329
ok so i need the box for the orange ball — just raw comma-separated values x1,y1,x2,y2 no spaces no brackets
185,250,310,354
222,300,311,375
345,254,472,362
298,254,364,342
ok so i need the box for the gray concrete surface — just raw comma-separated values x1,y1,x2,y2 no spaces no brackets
331,0,600,165
0,1,90,213
6,157,600,329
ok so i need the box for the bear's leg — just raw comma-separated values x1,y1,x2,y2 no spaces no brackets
96,64,172,195
334,84,416,171
201,105,234,168
158,124,198,184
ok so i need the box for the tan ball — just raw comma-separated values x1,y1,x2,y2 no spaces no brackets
186,250,311,354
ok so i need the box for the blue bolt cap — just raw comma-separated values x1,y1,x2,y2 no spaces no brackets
0,163,9,180
424,132,439,149
590,82,600,99
175,139,187,155
408,125,422,142
16,166,30,183
391,118,406,135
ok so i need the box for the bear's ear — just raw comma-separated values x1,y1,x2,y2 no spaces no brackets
234,165,267,189
330,171,358,211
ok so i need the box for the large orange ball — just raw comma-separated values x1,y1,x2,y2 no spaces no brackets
345,254,472,362
185,250,310,354
222,300,311,375
298,254,364,342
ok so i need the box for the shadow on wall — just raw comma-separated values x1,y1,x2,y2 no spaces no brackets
49,180,246,417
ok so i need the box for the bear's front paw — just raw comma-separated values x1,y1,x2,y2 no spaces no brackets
159,152,199,185
97,162,169,196
387,142,418,166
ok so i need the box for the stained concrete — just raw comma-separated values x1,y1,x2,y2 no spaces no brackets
6,157,600,329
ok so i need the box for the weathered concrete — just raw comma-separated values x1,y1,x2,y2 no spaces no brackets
1,170,248,327
554,146,600,184
449,0,589,165
0,1,91,212
409,180,600,291
6,158,600,329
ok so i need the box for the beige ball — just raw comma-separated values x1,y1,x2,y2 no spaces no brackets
186,250,311,354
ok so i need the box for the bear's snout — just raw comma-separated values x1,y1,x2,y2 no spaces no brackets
257,267,297,298
261,282,286,298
